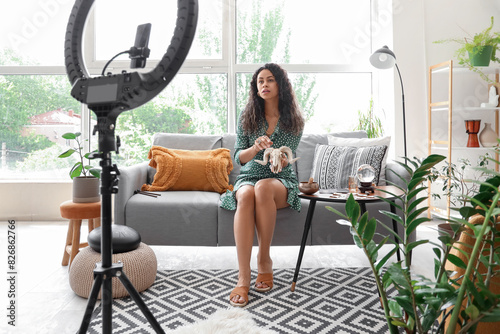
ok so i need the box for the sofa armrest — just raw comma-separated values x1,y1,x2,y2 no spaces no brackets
114,161,150,225
385,161,411,189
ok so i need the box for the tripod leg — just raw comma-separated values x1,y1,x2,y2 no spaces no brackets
78,274,103,334
102,274,113,334
118,272,165,334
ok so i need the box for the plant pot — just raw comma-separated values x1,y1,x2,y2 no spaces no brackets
438,223,460,248
73,176,100,203
468,45,493,66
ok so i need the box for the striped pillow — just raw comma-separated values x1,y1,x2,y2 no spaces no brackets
310,144,388,189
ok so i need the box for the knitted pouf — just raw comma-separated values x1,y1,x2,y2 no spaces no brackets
69,243,157,299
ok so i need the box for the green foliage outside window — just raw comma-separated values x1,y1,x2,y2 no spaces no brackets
0,49,81,171
235,0,317,122
352,98,384,138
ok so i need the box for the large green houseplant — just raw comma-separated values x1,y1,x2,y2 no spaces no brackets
435,16,500,82
327,154,500,333
59,132,101,203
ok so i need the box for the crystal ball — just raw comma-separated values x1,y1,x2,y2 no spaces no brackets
356,164,376,183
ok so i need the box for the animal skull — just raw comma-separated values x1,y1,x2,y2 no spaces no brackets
255,146,300,173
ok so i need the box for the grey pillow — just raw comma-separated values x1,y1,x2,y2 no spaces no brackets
310,144,388,189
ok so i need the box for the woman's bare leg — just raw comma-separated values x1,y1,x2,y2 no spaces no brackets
231,185,256,305
254,179,289,289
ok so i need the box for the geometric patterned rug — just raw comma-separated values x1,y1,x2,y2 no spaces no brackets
85,267,390,334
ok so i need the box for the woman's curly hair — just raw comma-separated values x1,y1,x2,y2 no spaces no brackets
240,63,304,135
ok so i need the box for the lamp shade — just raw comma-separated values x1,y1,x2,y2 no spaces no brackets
370,45,396,69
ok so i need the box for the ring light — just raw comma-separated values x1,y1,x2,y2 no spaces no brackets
65,0,198,120
64,1,198,333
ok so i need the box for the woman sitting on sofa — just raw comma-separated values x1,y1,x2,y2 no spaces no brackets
220,63,304,307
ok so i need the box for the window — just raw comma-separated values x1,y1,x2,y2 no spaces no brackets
0,0,391,179
0,1,73,66
94,0,223,62
0,74,81,179
236,0,371,64
115,74,228,166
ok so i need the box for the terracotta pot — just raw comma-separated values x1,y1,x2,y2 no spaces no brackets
73,176,100,203
443,215,500,333
438,223,460,249
465,120,481,147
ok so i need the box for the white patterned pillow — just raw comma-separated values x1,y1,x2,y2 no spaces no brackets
327,135,391,185
310,144,388,189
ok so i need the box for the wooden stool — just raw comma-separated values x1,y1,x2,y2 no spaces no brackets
60,200,101,267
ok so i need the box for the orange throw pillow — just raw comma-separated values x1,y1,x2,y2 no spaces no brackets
141,146,234,194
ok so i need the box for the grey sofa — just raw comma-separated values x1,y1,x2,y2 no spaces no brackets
114,131,410,246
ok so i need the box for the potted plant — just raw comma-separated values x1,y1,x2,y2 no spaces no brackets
426,155,490,244
58,132,101,203
429,156,489,208
327,154,500,333
352,98,384,138
435,16,500,82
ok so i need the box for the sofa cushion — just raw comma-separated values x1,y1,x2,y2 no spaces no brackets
222,134,240,185
310,144,388,189
217,203,309,246
125,191,220,246
147,133,223,183
152,133,223,150
142,146,233,194
327,135,391,185
295,131,367,183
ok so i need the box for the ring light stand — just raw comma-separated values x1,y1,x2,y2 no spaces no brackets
64,1,198,333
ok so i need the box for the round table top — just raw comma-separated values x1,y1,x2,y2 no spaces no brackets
298,185,403,203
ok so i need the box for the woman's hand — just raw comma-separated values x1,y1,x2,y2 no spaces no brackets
253,135,273,152
239,136,273,165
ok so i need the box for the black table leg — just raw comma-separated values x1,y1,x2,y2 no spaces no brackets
291,199,316,292
390,200,402,262
359,202,367,216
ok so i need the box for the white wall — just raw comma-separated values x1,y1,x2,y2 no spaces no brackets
0,182,72,221
394,0,500,159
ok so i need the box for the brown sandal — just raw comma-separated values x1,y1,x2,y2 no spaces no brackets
229,286,249,307
255,273,273,292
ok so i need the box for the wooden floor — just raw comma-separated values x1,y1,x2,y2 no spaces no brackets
0,220,439,334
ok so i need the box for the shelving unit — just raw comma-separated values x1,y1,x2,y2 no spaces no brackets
427,60,500,218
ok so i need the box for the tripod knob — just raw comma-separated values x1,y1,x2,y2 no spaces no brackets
112,164,120,176
87,151,103,160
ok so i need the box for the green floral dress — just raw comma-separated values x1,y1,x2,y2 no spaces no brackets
220,118,303,212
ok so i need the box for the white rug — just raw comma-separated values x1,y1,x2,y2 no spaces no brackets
171,308,275,334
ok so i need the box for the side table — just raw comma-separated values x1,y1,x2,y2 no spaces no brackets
60,200,101,267
291,186,404,291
